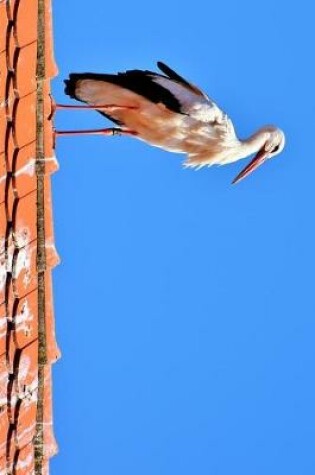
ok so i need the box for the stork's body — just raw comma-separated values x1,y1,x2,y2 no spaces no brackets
59,62,285,183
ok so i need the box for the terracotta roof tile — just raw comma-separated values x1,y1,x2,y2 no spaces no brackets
0,202,6,247
44,273,60,362
12,191,38,246
14,392,37,449
13,290,38,349
13,443,35,475
14,42,38,98
0,406,10,458
12,143,37,199
0,51,6,98
0,454,6,475
14,0,38,48
12,242,38,298
13,340,38,404
0,124,5,156
7,26,16,73
0,355,8,408
4,124,14,164
0,1,59,473
0,305,6,357
0,7,7,54
0,271,6,308
0,154,6,205
6,0,17,22
13,93,37,147
44,4,58,79
43,366,58,457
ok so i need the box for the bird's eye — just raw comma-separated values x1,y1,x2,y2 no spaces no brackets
272,145,280,153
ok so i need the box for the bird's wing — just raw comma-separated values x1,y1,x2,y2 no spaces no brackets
157,61,208,99
65,69,184,115
65,63,237,141
153,63,236,132
65,63,224,121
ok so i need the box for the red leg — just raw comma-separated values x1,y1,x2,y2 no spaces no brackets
55,127,137,137
55,103,138,111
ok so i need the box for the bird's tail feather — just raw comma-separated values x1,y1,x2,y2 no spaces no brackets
64,73,106,102
64,74,81,100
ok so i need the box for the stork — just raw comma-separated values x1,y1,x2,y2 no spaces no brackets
56,61,285,184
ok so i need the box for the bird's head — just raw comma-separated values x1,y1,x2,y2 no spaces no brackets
232,127,286,184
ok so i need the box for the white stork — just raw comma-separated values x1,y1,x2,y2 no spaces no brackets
56,61,285,184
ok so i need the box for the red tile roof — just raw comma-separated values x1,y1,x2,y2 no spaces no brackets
0,0,59,473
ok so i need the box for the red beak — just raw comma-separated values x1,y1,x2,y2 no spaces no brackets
232,148,269,185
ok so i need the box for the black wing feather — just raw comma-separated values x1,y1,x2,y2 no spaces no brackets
157,62,193,89
64,69,183,115
157,61,206,97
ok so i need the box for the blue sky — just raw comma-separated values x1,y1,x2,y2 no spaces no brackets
51,1,315,474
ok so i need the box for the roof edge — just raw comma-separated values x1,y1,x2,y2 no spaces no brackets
34,0,48,473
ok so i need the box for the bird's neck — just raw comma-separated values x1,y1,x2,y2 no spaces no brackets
238,129,270,159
